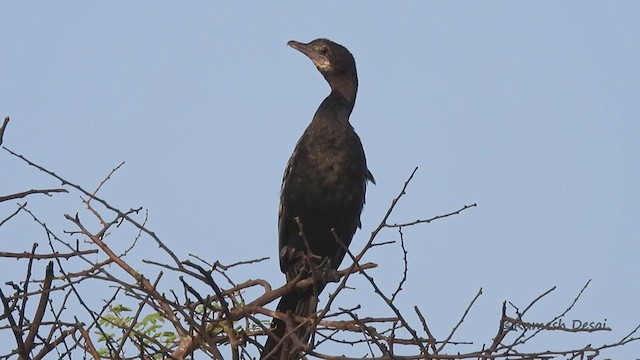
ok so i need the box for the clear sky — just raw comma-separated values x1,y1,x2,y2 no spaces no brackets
1,2,639,358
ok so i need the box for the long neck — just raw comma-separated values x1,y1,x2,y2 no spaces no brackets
326,71,358,113
313,92,353,126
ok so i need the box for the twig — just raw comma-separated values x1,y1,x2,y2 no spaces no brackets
0,203,24,227
390,227,408,303
0,287,27,358
437,288,483,353
414,306,438,354
63,212,186,337
23,262,54,353
4,147,184,269
0,249,98,260
88,161,125,205
0,116,9,146
386,203,477,228
0,188,68,203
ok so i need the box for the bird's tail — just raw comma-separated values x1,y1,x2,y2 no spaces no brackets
261,290,318,360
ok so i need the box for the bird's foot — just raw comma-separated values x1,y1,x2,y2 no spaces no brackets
281,246,320,276
280,245,306,265
281,246,326,272
310,258,339,284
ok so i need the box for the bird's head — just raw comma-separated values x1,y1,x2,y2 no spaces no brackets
287,38,356,79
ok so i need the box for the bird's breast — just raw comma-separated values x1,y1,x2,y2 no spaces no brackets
283,130,366,208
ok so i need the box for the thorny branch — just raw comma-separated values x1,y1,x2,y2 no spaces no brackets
1,139,638,359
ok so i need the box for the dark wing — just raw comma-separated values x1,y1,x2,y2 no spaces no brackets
277,135,306,274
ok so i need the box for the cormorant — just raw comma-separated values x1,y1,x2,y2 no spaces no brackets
261,38,375,359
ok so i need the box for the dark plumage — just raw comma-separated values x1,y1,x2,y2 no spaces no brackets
261,38,374,360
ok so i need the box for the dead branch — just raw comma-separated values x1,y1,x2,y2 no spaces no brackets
1,147,637,360
0,188,68,203
0,249,98,260
0,116,9,146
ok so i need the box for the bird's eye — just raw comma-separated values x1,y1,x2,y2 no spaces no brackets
319,46,329,55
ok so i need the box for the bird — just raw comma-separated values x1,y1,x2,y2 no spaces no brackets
261,38,375,359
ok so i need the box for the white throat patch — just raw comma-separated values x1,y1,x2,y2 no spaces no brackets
313,59,332,72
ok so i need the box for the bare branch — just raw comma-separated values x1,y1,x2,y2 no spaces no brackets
390,227,408,303
23,261,54,354
0,116,9,146
2,154,636,360
386,203,477,228
0,249,98,260
4,146,184,268
0,188,68,203
0,203,23,227
0,287,27,358
437,287,483,353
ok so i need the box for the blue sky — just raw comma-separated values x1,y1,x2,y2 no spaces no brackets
1,2,639,358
